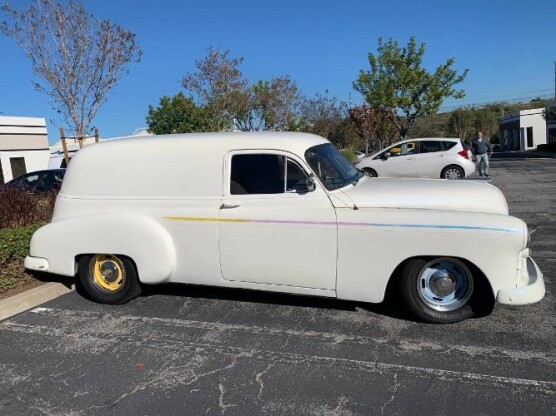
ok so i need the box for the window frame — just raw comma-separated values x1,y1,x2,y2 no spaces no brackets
224,150,314,197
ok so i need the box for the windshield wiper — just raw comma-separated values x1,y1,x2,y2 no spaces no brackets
352,171,363,186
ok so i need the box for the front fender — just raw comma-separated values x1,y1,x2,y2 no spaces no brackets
29,213,176,284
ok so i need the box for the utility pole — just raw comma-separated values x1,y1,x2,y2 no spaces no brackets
554,61,556,100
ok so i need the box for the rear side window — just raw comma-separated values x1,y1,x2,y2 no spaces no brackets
442,141,458,151
420,141,443,153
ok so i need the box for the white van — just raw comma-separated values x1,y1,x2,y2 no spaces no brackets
25,132,544,323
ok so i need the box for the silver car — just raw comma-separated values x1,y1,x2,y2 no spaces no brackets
354,138,476,179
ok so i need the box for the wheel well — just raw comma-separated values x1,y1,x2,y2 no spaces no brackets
75,253,140,279
384,255,495,316
440,164,464,178
362,167,377,176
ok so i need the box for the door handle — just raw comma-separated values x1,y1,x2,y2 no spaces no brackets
220,203,241,209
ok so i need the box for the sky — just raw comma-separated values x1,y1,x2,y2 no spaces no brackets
0,0,555,144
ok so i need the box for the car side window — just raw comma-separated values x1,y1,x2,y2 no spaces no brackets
443,141,457,151
420,141,443,154
22,173,40,186
286,159,310,193
390,142,417,157
230,154,285,195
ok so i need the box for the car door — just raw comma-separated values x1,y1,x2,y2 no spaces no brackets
414,140,446,178
376,141,417,177
218,151,337,290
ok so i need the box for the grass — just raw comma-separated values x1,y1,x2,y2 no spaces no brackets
0,188,57,296
0,223,44,295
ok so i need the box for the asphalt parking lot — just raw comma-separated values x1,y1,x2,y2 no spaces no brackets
0,158,554,415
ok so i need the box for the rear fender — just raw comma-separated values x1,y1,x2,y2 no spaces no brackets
29,213,176,284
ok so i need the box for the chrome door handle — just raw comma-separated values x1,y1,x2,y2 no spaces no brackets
220,203,241,209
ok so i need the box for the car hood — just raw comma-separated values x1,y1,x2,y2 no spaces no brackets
338,177,509,215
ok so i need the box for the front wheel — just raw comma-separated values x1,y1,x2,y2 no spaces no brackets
441,165,464,180
78,254,141,304
362,168,377,177
401,257,475,323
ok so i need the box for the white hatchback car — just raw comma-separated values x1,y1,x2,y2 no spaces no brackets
355,138,475,179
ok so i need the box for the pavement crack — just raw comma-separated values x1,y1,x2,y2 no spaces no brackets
218,383,236,414
380,373,399,415
255,363,275,400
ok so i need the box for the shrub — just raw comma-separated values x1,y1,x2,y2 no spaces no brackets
0,224,43,293
0,188,57,229
340,150,356,163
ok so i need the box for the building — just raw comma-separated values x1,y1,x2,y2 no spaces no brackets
499,108,547,151
0,116,50,184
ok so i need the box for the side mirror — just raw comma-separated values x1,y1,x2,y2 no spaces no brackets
382,152,391,160
305,175,316,192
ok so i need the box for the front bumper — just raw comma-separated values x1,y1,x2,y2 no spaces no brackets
24,256,49,272
497,256,545,305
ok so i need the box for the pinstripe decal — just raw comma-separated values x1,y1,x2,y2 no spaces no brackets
163,216,519,233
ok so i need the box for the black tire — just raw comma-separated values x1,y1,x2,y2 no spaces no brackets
362,168,377,177
400,257,475,323
78,254,141,304
441,165,464,180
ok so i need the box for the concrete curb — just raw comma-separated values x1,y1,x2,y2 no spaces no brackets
0,282,74,321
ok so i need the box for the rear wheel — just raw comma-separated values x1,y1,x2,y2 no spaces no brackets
362,168,377,177
78,254,141,304
441,165,464,179
401,257,475,323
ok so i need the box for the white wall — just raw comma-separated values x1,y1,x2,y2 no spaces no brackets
0,150,50,183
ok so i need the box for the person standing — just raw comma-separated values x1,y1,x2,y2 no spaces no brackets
471,131,492,178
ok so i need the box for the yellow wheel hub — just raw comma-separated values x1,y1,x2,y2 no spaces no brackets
91,255,125,292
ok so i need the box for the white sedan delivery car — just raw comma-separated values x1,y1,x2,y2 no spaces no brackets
355,138,476,179
25,132,544,323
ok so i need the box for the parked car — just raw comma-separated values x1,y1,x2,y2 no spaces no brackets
355,138,475,179
25,132,544,323
2,169,66,193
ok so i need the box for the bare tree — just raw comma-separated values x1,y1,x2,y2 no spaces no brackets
299,91,346,139
181,47,248,131
1,0,142,138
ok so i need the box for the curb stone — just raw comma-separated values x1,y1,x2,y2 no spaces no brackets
0,282,74,321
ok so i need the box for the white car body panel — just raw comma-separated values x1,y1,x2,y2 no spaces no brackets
26,132,544,309
357,138,476,179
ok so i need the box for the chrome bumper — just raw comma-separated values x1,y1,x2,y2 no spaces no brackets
497,256,545,305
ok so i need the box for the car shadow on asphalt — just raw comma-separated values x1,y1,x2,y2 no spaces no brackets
28,270,75,290
139,282,420,323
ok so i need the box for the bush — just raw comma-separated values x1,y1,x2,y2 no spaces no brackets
0,188,56,229
0,224,43,293
340,150,356,163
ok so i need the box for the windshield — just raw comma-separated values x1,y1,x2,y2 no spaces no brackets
305,143,362,190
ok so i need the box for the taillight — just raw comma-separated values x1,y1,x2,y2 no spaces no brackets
457,149,469,159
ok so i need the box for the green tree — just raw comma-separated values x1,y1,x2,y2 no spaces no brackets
354,36,468,139
448,107,474,143
235,76,301,131
146,93,211,134
1,0,141,139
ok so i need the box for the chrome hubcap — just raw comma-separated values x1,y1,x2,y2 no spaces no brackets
417,258,473,312
100,261,119,283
